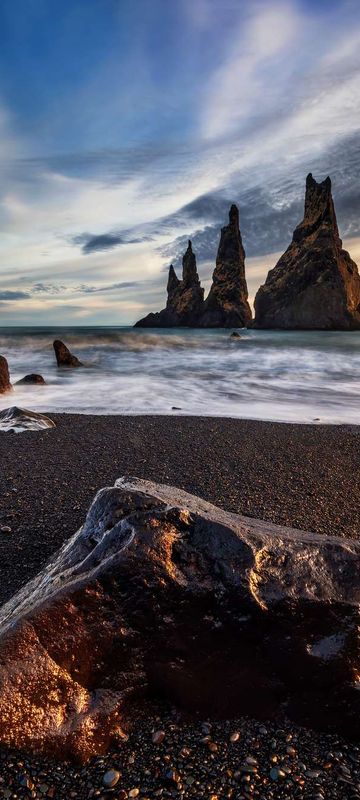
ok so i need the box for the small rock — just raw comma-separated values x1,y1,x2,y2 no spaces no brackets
0,526,11,533
230,731,240,742
152,730,165,744
102,769,120,788
16,374,46,385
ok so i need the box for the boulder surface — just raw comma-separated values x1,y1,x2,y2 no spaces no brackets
0,355,12,394
0,477,358,761
0,406,55,432
254,174,360,329
53,340,83,367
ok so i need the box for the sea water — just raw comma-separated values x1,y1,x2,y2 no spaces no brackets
0,326,359,424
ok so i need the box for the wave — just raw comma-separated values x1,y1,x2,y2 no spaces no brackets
0,326,360,423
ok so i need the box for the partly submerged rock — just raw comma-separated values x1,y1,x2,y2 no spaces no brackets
0,355,12,394
53,340,83,367
0,407,55,432
0,477,358,761
254,174,360,329
200,204,252,328
16,374,46,385
135,241,204,327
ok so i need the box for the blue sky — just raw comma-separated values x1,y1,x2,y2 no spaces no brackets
0,0,359,324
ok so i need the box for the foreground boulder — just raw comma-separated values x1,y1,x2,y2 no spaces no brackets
0,407,55,432
200,204,252,328
16,374,46,385
254,174,360,329
134,241,204,327
53,340,83,367
0,355,12,393
0,477,358,761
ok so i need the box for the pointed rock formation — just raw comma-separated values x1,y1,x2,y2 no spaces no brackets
134,241,204,327
199,204,252,328
0,476,358,761
254,174,360,329
0,355,12,394
53,340,83,367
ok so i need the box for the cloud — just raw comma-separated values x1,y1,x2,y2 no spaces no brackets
200,2,302,140
77,281,140,293
0,290,31,300
74,232,125,253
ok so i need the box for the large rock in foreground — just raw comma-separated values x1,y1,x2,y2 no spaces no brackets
0,355,12,394
0,477,358,761
254,173,360,329
135,241,204,327
200,204,252,327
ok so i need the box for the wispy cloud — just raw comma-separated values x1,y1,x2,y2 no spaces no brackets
0,0,359,323
0,290,30,300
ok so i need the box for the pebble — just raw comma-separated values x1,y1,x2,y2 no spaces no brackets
102,768,121,788
152,730,165,744
0,710,357,800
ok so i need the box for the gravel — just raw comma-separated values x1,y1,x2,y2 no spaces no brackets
0,708,359,799
0,414,359,796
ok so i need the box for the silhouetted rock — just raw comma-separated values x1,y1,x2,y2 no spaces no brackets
0,356,12,394
200,204,252,328
135,242,204,327
53,340,83,367
0,407,55,432
254,174,360,329
230,331,241,339
0,476,358,761
16,374,46,385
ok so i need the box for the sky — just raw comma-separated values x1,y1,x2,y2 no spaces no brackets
0,0,360,325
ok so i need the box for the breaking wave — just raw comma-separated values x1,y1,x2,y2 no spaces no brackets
0,326,360,423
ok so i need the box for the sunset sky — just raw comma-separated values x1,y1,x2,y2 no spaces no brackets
0,0,359,324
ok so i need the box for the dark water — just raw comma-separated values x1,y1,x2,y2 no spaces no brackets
0,326,360,423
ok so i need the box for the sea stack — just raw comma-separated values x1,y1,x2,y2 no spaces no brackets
53,340,83,367
253,174,360,329
200,204,252,328
134,240,204,327
0,356,12,394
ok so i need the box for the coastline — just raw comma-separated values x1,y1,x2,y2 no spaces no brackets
0,414,359,795
0,413,359,606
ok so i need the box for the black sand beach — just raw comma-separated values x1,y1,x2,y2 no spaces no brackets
0,414,359,605
0,415,360,799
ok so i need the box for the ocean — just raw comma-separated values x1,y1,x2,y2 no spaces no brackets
0,326,360,424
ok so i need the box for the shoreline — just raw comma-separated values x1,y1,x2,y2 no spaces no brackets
0,414,359,794
0,413,359,606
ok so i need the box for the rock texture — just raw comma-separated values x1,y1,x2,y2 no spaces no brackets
200,204,252,328
134,241,204,327
16,374,46,385
0,477,358,761
135,206,252,328
254,173,360,329
53,340,83,367
0,355,12,394
0,407,55,432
